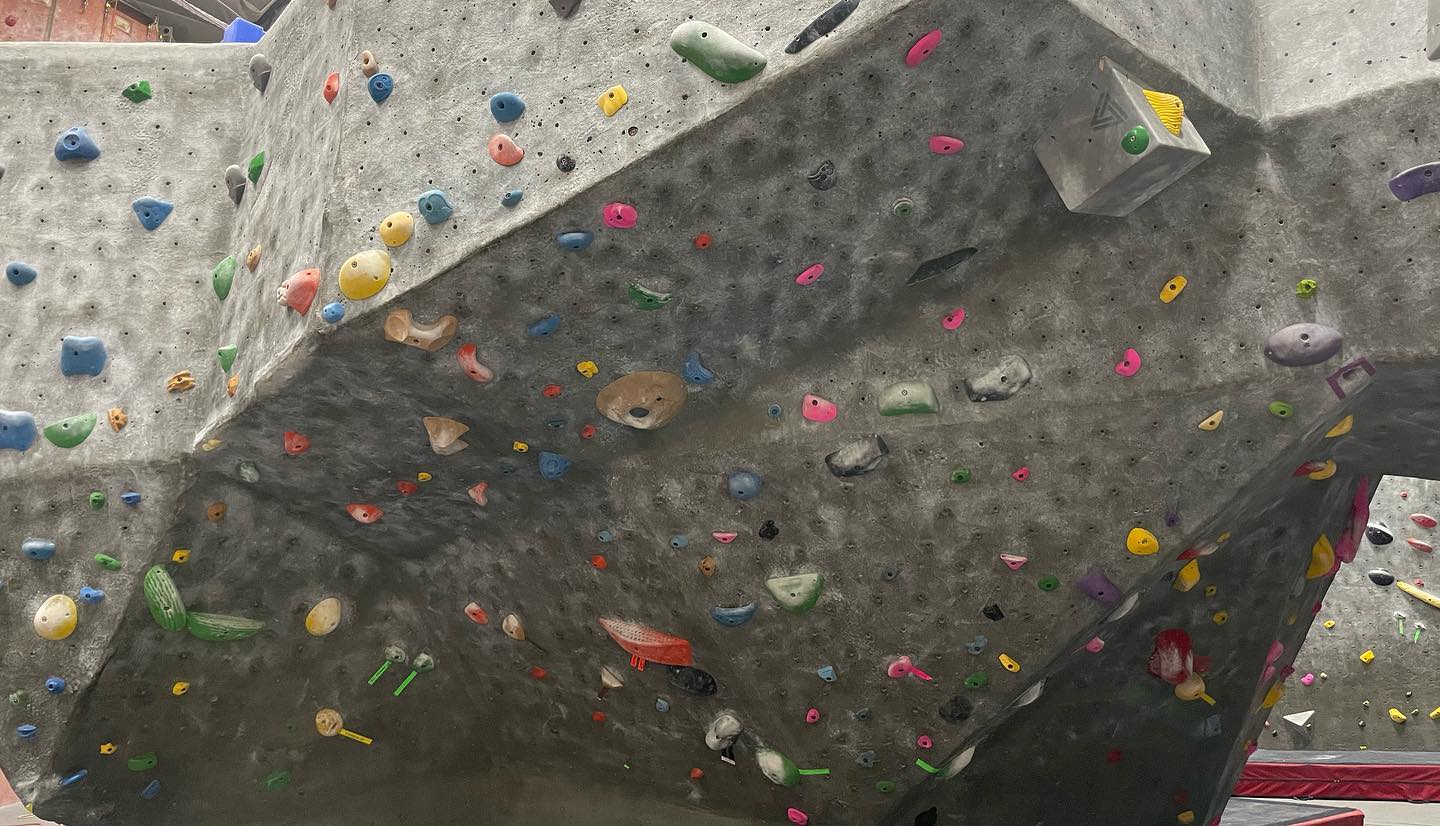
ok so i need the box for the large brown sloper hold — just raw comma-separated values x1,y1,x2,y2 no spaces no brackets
595,371,688,430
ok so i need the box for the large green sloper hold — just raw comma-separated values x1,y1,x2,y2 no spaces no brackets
213,255,236,300
43,412,97,448
765,573,824,614
143,565,187,631
185,611,264,641
670,21,767,84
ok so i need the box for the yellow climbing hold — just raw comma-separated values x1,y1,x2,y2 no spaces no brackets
417,472,432,482
1389,708,1408,724
172,549,191,564
576,360,599,378
378,211,414,247
1307,459,1337,480
1217,532,1231,543
1173,559,1200,592
1177,811,1195,824
1326,415,1354,438
1126,527,1159,556
1397,580,1440,609
1429,707,1440,720
512,441,529,453
1360,649,1375,664
1204,584,1218,597
997,653,1020,673
1212,611,1228,625
305,597,342,636
597,84,628,117
99,742,117,755
1160,274,1187,304
1198,410,1223,431
200,438,223,452
33,594,78,641
1323,620,1336,629
338,249,393,300
171,681,189,696
1306,535,1334,580
1261,681,1285,708
1142,89,1185,135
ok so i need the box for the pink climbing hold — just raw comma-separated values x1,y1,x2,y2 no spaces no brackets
603,202,637,229
1300,672,1315,686
1407,538,1434,553
345,503,383,524
941,307,966,330
278,268,320,315
929,136,965,155
1085,636,1105,653
905,29,942,67
396,480,418,496
468,481,489,507
801,393,838,423
787,808,809,826
1011,466,1030,482
456,343,495,383
999,553,1028,570
795,263,824,286
805,708,820,724
1264,640,1284,667
916,734,933,750
1411,513,1437,528
1114,347,1142,377
887,655,932,680
711,531,737,544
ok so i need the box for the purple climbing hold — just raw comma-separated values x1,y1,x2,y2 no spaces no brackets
1075,569,1121,604
1388,162,1440,202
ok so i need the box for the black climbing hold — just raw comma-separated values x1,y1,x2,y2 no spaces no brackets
1368,569,1395,586
915,807,939,826
807,160,837,190
548,0,580,18
785,0,860,54
853,707,871,721
881,565,899,581
938,695,973,723
557,155,576,173
982,603,1004,621
758,520,780,540
824,434,890,477
856,750,876,768
907,246,978,286
667,666,717,696
498,460,516,475
1366,522,1394,545
768,403,783,419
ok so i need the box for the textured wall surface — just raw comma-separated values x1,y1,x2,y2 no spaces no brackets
3,0,1440,824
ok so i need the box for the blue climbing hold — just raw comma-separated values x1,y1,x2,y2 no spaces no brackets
768,404,783,419
16,725,37,740
321,302,346,323
727,470,762,501
544,415,568,429
817,665,837,682
140,779,161,800
6,262,37,287
526,313,560,337
489,92,525,123
965,634,988,654
682,351,716,385
670,535,689,549
78,587,105,604
44,677,65,694
131,197,173,231
22,539,56,561
498,460,516,475
59,769,88,788
556,231,593,251
539,451,572,480
501,189,523,207
710,602,758,627
417,189,453,224
55,127,100,161
60,336,107,377
121,491,142,506
368,73,394,103
0,411,38,452
655,698,670,713
598,530,614,542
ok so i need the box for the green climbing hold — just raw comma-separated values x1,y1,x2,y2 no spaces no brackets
263,770,292,792
1295,278,1318,297
127,753,157,772
95,553,121,571
1268,401,1294,419
89,491,106,510
1121,125,1150,155
878,380,939,416
1037,575,1060,591
755,746,800,787
213,256,236,300
185,611,264,641
765,573,824,614
627,282,672,310
876,780,896,793
121,81,152,103
143,565,187,632
670,21,768,84
964,671,988,689
247,152,266,185
43,412,97,448
217,345,237,373
892,197,915,217
950,467,972,484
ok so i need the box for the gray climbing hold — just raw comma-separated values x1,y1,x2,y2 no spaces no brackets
728,470,762,500
705,712,742,750
249,54,272,93
1264,323,1343,367
906,246,977,285
825,434,889,477
549,0,580,17
963,355,1033,401
785,0,860,54
808,160,837,190
225,165,246,205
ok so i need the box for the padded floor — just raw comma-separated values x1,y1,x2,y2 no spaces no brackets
1222,797,1363,825
1238,751,1440,803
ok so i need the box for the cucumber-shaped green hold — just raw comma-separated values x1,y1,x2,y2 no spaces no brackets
670,21,767,84
143,565,187,631
185,611,263,641
43,412,97,448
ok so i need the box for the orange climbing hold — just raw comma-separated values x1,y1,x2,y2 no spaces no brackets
529,666,548,680
591,554,607,570
396,480,418,495
592,711,607,723
597,617,693,669
465,602,488,624
488,134,523,166
580,424,597,439
283,431,311,456
689,768,704,780
345,503,383,524
542,384,563,398
694,233,713,250
323,72,340,103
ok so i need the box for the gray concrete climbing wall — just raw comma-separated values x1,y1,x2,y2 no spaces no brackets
1265,474,1440,750
4,0,1440,824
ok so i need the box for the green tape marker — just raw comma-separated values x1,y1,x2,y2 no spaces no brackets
915,758,939,774
797,768,830,776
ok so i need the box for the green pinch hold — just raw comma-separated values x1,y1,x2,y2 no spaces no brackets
1295,278,1318,297
964,671,988,689
670,20,768,84
185,611,264,641
143,565,188,632
1121,125,1150,155
44,412,98,448
765,572,824,614
878,380,940,416
1268,401,1294,419
263,770,292,792
127,753,158,772
95,553,122,571
89,491,107,510
213,255,237,300
876,780,896,793
915,758,939,774
121,80,153,103
1037,575,1061,592
247,151,266,185
627,282,672,310
217,345,238,373
949,467,972,484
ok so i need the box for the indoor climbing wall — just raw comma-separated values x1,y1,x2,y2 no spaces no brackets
4,0,1440,824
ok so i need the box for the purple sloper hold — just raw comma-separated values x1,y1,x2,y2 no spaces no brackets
1388,162,1440,202
1076,569,1121,604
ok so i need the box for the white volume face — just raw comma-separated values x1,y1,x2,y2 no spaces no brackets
305,598,342,636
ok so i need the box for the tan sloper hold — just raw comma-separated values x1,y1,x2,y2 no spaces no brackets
595,371,687,430
422,417,469,455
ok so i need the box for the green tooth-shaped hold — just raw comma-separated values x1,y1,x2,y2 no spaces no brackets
878,380,939,415
213,255,236,300
143,565,187,632
122,80,153,103
127,752,157,772
185,611,264,641
95,553,122,571
755,746,800,788
765,572,824,614
43,412,97,448
217,345,237,373
670,21,768,84
247,151,266,185
628,282,672,310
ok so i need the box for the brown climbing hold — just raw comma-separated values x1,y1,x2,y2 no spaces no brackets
227,375,239,397
699,556,717,576
422,416,469,455
245,245,261,271
595,371,688,431
166,370,195,392
107,407,127,431
383,309,458,352
360,50,379,77
206,502,227,523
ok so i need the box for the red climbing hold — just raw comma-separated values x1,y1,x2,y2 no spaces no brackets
464,602,489,624
1411,513,1437,528
456,344,494,383
5,14,18,26
542,384,563,398
529,666,548,680
278,268,320,315
323,72,340,103
591,554,607,570
1407,538,1434,553
1105,749,1123,764
597,617,693,668
1148,628,1194,685
805,708,820,724
929,136,965,155
345,503,383,524
283,431,311,456
689,768,704,780
591,711,607,723
579,424,596,439
1293,460,1328,476
467,481,488,506
694,233,713,250
905,29,942,66
396,480,418,495
1011,466,1030,482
